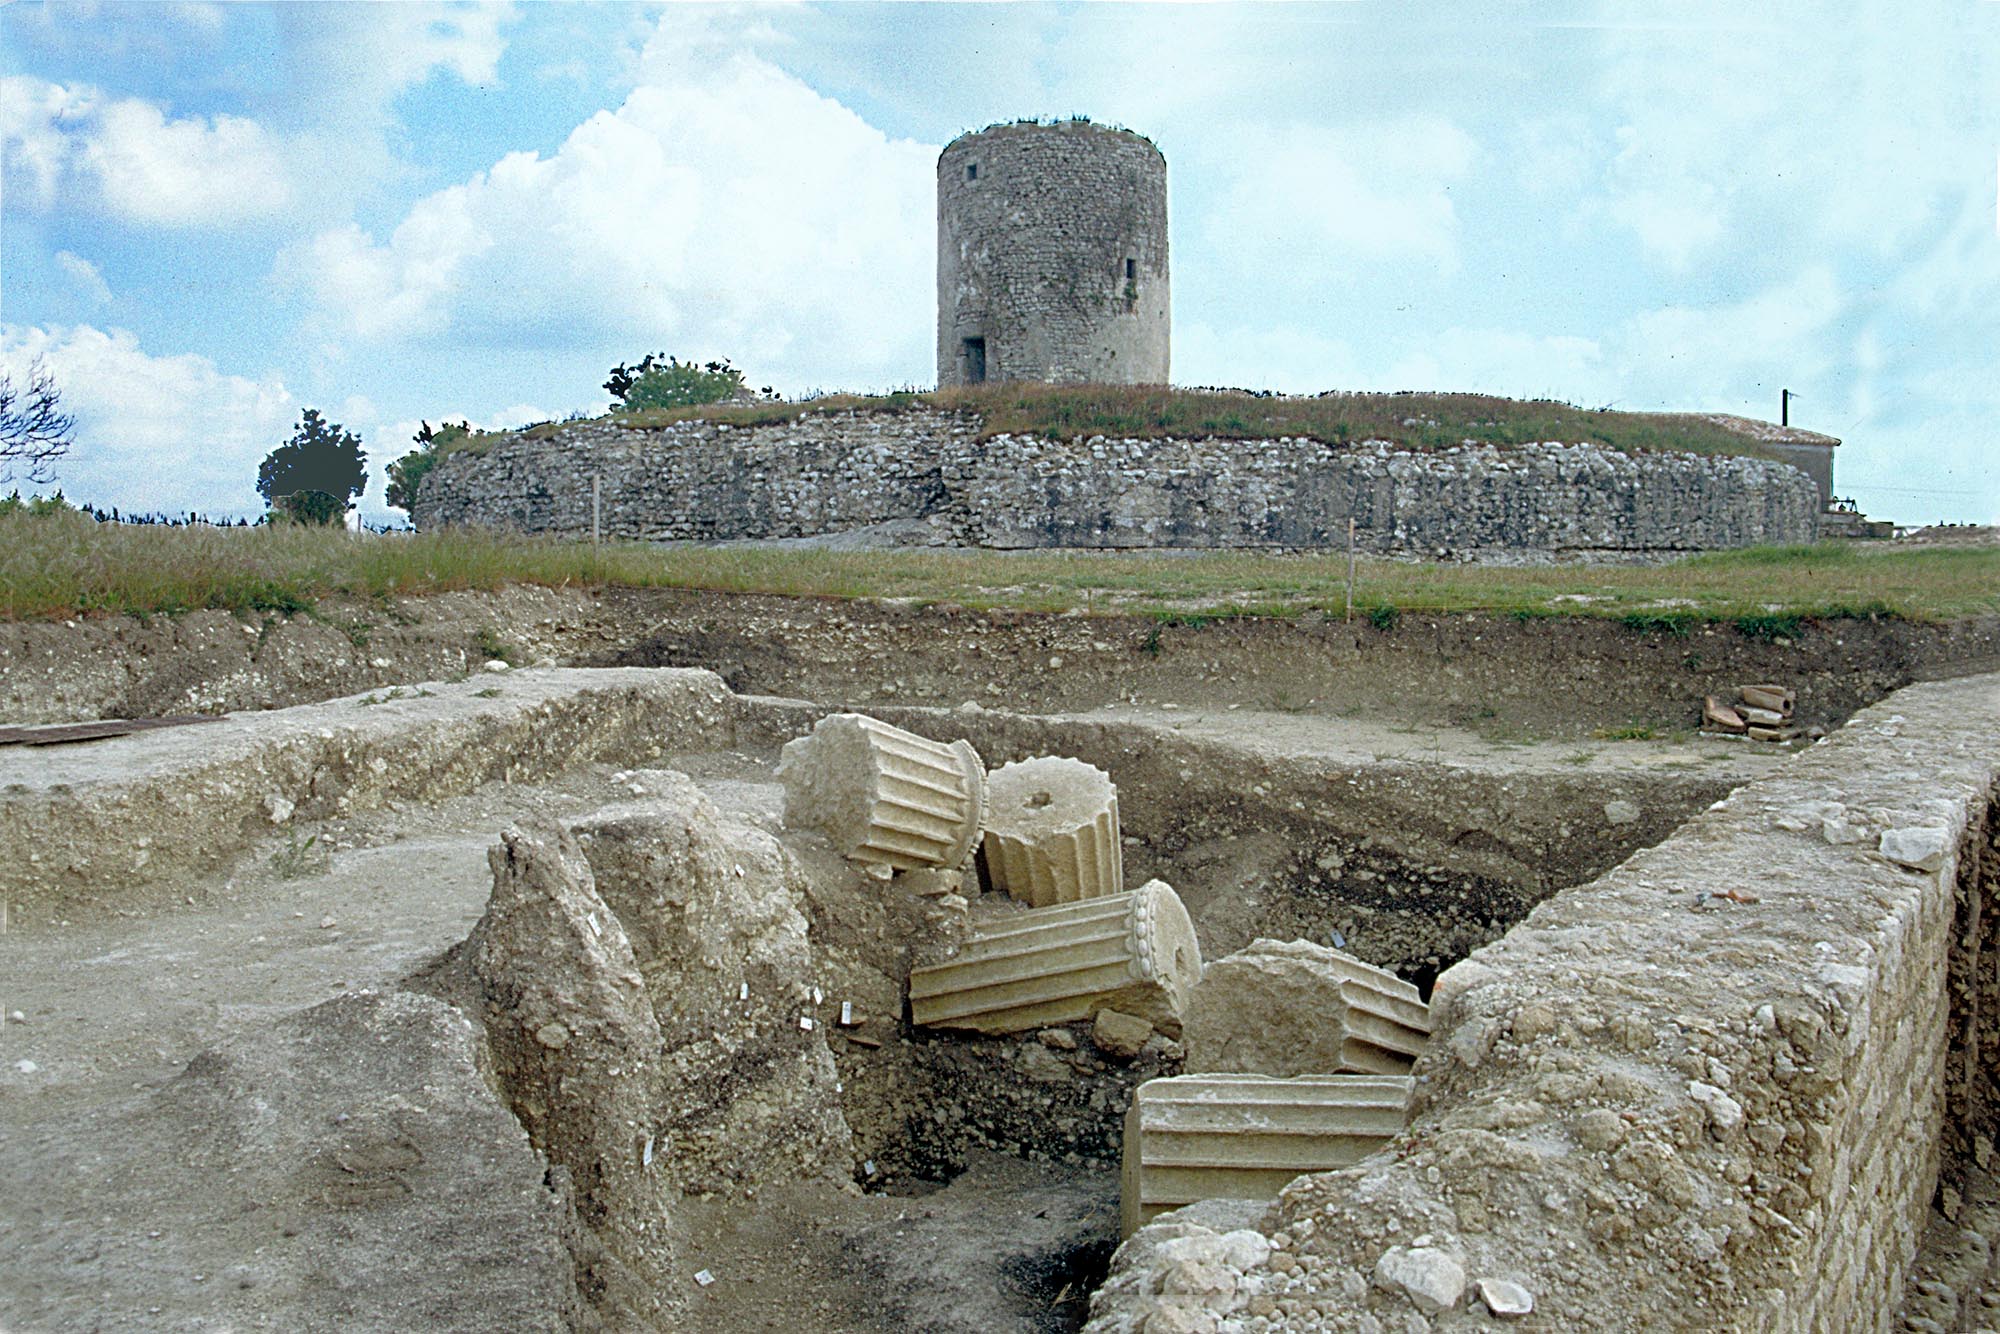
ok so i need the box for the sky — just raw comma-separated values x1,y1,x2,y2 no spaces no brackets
2,0,1996,528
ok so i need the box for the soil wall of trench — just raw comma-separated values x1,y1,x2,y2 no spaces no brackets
3,583,1998,740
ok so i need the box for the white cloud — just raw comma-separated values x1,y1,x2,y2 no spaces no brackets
1620,267,1844,403
1585,1,1994,269
288,36,937,389
1177,319,1603,403
0,324,295,514
0,76,291,225
55,251,113,305
1205,118,1477,272
271,3,512,131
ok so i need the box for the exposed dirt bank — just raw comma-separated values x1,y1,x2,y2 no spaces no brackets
5,584,1998,738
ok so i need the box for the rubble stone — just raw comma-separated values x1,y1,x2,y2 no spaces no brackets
1182,939,1430,1077
467,825,679,1323
1475,1277,1534,1316
1881,825,1951,873
1094,1008,1156,1060
1374,1245,1465,1314
569,779,854,1191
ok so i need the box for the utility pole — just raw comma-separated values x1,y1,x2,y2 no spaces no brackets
1781,388,1795,427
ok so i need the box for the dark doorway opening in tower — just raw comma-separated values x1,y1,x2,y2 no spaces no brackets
966,162,977,181
1123,257,1138,312
963,336,987,384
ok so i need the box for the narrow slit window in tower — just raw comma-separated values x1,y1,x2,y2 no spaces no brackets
966,163,978,181
1125,257,1136,281
962,336,987,383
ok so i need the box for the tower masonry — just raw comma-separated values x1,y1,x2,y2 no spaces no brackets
937,119,1170,388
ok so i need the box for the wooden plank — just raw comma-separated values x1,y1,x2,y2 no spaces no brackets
0,715,227,747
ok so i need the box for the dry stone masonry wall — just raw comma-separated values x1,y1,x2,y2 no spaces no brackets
413,410,1820,557
1087,674,2000,1332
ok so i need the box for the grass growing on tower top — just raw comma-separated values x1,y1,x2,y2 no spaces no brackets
430,384,1812,463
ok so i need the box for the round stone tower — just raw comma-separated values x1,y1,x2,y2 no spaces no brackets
936,120,1169,388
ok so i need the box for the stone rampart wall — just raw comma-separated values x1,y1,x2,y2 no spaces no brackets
412,410,1821,556
1087,674,2000,1332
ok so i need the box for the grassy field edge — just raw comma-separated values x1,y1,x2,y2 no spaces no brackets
5,510,1995,626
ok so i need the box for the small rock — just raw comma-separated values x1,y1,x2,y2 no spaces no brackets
7,1010,24,1024
1374,1246,1465,1314
1448,1018,1500,1070
482,659,511,673
263,794,295,825
1821,816,1871,845
533,1022,571,1050
1038,1028,1078,1052
1218,1229,1272,1270
1476,1278,1534,1317
898,868,963,898
1092,1008,1155,1060
1688,1080,1745,1133
318,915,337,930
1510,1002,1557,1043
1603,800,1640,826
1576,1108,1626,1151
14,1059,37,1074
1880,826,1950,872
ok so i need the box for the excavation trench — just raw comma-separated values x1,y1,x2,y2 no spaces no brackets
0,668,1771,1331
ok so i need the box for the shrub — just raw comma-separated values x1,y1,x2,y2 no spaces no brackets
0,488,74,517
258,409,365,525
270,490,346,526
387,419,471,515
604,355,745,412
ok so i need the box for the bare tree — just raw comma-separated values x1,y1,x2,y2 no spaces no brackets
0,358,76,484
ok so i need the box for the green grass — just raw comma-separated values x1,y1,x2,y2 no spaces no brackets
5,508,1996,625
436,383,1813,464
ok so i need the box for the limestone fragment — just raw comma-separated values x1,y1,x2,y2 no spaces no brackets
467,826,677,1315
1476,1277,1534,1317
777,713,987,871
1880,825,1951,872
909,880,1202,1036
1093,1007,1155,1060
1120,1073,1414,1235
1688,1080,1745,1133
1373,1245,1465,1314
981,755,1123,907
1182,938,1430,1077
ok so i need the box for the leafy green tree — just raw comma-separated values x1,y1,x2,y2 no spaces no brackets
257,409,366,526
386,419,469,515
604,354,745,411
